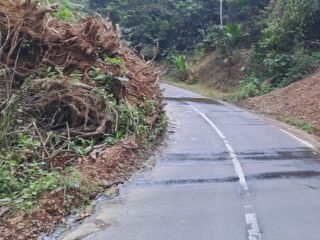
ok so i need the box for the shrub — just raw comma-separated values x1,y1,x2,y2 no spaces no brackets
239,76,260,99
175,55,188,81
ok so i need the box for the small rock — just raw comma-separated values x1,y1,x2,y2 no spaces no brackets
76,205,94,221
0,206,9,217
16,223,24,229
105,186,119,198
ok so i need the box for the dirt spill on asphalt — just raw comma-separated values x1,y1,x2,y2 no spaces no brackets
164,97,221,104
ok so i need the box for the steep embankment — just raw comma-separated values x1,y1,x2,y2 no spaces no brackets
193,50,247,92
241,71,320,135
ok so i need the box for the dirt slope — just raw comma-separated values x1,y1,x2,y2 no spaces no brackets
242,71,320,134
193,49,248,91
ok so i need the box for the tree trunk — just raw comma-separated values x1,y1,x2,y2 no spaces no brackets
220,0,223,26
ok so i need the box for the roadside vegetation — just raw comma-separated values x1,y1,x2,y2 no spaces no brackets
0,0,165,238
88,0,320,100
166,79,237,100
276,117,316,135
240,0,320,98
42,0,319,100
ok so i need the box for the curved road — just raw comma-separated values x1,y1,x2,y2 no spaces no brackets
61,84,320,240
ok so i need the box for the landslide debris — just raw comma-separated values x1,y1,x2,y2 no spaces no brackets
0,0,162,138
241,71,320,135
0,0,165,239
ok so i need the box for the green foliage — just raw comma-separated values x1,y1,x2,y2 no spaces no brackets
0,137,81,211
45,0,75,21
105,57,124,66
149,113,167,142
90,0,223,58
103,131,123,145
174,55,195,82
89,67,114,85
54,4,74,21
42,0,91,21
201,23,242,78
239,77,260,99
259,0,317,51
69,138,95,156
0,103,15,147
203,23,242,57
175,55,187,74
262,54,293,84
225,23,242,46
277,116,315,134
116,101,144,136
195,47,206,61
240,0,320,98
110,99,166,142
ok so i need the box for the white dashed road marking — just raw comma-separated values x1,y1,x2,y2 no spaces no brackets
190,105,249,191
245,213,262,240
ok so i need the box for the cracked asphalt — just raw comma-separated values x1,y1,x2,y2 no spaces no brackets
60,84,320,240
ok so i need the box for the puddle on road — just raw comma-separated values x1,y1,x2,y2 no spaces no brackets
164,97,220,105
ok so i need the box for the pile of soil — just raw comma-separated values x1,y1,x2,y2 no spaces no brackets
241,71,320,135
0,0,162,125
193,49,248,91
0,1,164,239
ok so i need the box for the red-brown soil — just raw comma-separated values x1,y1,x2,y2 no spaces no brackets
0,137,158,240
241,71,320,135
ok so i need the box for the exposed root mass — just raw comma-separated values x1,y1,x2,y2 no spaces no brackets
0,1,164,239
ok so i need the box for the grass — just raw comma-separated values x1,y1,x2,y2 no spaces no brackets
165,79,238,100
277,116,316,134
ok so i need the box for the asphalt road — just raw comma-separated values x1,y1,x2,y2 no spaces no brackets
60,84,320,240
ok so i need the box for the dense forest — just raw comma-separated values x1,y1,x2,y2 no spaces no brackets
51,0,320,97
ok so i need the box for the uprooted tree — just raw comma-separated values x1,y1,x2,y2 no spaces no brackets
0,0,164,160
0,0,165,225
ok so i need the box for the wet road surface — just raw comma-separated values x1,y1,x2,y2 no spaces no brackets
60,84,320,240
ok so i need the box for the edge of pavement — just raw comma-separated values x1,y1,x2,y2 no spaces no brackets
222,100,320,153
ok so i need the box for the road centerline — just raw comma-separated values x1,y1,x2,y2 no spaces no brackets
190,105,249,191
190,104,263,240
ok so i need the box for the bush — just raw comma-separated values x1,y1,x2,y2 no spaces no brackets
239,76,260,99
175,55,189,81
